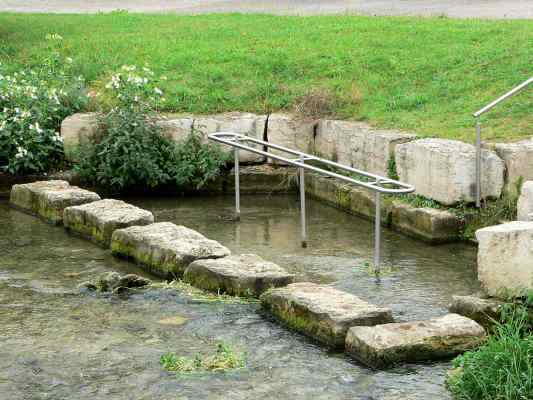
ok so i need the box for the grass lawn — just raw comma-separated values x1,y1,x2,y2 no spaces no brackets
0,12,531,142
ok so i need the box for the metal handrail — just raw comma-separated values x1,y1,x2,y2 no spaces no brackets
473,77,532,207
209,132,415,274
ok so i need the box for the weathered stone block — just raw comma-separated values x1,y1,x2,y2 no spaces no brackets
390,201,461,243
10,180,100,224
395,139,505,205
60,113,98,161
64,199,154,247
266,113,316,164
517,181,533,221
448,295,503,329
111,222,231,278
345,314,486,368
314,120,416,176
260,282,393,348
184,254,294,297
492,139,533,193
157,115,194,142
226,165,297,194
476,221,533,297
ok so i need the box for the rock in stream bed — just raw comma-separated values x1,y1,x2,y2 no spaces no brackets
345,313,486,368
111,222,231,279
64,199,154,247
184,254,294,297
79,271,151,294
260,282,393,348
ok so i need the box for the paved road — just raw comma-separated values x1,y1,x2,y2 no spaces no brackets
0,0,531,19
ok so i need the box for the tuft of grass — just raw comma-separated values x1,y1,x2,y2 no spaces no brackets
153,280,258,304
160,342,246,375
0,13,531,141
447,299,533,400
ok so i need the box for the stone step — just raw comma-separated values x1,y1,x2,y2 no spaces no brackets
448,295,503,329
64,199,154,247
345,313,486,368
260,282,393,348
9,180,100,225
110,222,231,279
184,254,294,297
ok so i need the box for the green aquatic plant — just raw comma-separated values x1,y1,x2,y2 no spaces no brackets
160,342,246,375
154,280,258,304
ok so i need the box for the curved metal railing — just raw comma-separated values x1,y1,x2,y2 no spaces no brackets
209,132,415,273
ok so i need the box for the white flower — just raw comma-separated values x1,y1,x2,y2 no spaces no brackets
15,146,28,159
154,87,163,96
66,57,73,64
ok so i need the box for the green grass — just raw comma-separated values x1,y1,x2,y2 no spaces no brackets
447,300,533,400
0,12,532,141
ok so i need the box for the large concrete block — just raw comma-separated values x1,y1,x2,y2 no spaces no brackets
193,112,267,163
493,139,533,193
260,282,393,348
345,314,485,368
314,120,416,176
157,115,194,142
184,254,294,297
10,180,100,224
266,113,316,163
111,222,231,279
64,199,154,247
395,139,505,205
448,295,503,329
476,221,533,297
60,113,98,161
517,181,533,221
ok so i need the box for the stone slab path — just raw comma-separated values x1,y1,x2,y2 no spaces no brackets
0,0,531,19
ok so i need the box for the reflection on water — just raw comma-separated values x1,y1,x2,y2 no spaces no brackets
0,195,479,399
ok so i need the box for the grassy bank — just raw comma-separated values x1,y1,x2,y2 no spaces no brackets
0,12,531,141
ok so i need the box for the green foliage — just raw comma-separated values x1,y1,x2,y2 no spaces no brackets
448,301,533,400
1,13,531,141
160,342,245,375
75,65,228,191
0,33,88,174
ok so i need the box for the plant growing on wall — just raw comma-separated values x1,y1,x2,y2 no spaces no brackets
0,34,88,174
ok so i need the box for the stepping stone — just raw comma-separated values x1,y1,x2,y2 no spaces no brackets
64,199,154,247
449,295,503,329
345,313,486,368
260,282,393,348
111,222,231,279
10,180,100,224
184,254,294,297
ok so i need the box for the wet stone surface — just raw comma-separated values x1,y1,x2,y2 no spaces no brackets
261,282,394,348
184,253,294,297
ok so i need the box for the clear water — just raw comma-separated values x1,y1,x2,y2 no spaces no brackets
0,195,479,400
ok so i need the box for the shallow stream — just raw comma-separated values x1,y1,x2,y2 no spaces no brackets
0,195,479,399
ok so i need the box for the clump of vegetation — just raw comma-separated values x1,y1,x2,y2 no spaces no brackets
293,87,341,118
75,65,228,191
447,296,533,400
0,33,88,174
160,342,246,375
155,280,257,304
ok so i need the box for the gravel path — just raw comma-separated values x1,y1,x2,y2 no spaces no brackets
0,0,531,19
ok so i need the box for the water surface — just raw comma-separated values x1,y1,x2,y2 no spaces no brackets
0,195,479,399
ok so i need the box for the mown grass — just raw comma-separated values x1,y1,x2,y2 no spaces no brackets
0,12,531,141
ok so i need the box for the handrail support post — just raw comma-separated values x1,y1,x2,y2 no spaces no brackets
234,147,241,221
299,155,308,248
374,192,381,276
476,118,481,208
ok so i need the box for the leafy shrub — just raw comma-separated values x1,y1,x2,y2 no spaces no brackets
0,34,88,174
447,300,533,400
76,65,228,191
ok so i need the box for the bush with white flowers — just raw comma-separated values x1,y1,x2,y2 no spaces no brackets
0,34,88,174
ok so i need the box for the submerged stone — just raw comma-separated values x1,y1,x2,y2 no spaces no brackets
184,254,294,297
260,282,393,348
64,199,154,247
448,295,503,329
10,180,100,224
345,314,486,368
78,271,151,294
110,222,231,279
